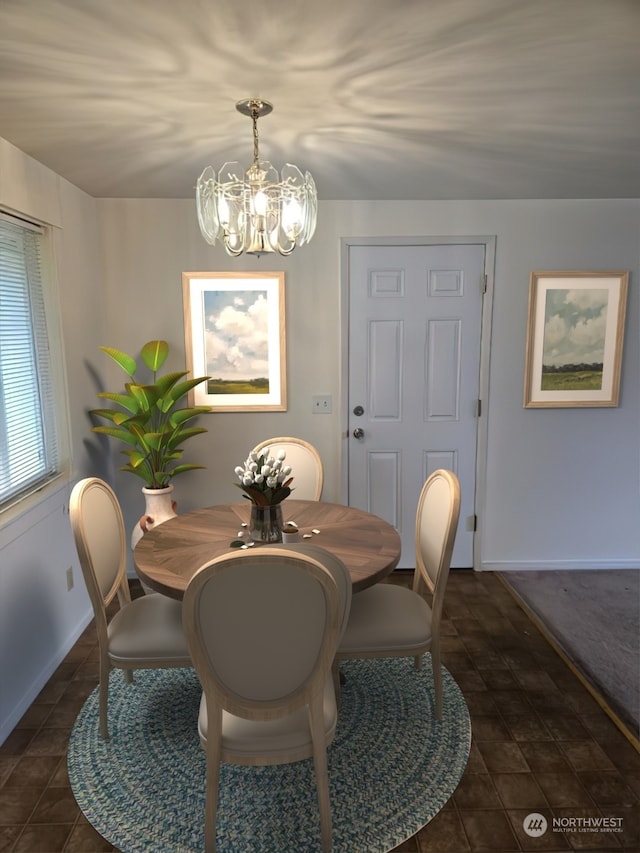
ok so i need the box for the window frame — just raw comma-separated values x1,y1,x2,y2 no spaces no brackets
0,209,71,523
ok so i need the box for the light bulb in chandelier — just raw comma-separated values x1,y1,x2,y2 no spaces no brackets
196,99,317,257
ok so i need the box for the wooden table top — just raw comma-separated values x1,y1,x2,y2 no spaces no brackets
134,500,401,599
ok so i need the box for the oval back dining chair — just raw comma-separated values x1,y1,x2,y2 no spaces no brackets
182,545,351,853
337,469,461,719
69,477,191,738
251,436,324,501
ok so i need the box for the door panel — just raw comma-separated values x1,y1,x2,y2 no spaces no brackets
348,243,485,568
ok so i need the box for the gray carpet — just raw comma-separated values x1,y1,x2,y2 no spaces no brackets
500,570,639,736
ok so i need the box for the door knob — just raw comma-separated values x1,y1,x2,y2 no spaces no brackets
353,427,365,439
353,405,364,416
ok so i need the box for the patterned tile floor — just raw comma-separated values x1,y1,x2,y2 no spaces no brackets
1,570,638,852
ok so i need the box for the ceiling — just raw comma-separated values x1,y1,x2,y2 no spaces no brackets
1,0,639,201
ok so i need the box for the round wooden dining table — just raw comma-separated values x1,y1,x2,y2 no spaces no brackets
134,499,401,600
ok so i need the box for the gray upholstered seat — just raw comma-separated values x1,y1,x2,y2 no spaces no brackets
69,477,191,738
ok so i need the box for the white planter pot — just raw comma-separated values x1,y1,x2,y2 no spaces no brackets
130,486,178,593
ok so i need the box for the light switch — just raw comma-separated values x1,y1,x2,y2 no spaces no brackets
312,395,332,414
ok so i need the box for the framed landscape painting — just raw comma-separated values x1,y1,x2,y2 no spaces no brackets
183,271,286,411
524,270,628,408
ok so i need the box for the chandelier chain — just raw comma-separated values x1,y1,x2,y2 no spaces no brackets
251,105,260,167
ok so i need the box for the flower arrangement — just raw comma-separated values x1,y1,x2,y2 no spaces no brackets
234,448,293,505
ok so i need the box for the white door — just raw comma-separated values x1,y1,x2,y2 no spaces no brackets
347,242,485,568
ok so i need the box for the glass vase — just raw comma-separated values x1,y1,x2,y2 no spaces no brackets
249,503,284,543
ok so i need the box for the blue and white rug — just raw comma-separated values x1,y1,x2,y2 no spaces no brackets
68,658,471,853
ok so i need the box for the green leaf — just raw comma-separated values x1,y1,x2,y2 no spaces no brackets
140,340,169,372
99,346,137,377
119,464,154,487
128,384,159,412
95,392,139,414
165,376,210,407
165,426,207,450
120,449,149,469
167,463,206,478
154,371,188,398
142,431,164,451
233,483,270,505
169,406,211,426
91,425,139,447
90,408,127,424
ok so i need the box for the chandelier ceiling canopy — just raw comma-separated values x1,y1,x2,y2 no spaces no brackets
196,99,317,257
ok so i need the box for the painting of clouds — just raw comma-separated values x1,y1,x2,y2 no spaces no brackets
541,288,608,391
203,290,270,395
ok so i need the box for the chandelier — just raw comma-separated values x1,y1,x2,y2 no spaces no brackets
196,99,317,257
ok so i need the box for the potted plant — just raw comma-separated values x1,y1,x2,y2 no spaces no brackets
91,340,210,538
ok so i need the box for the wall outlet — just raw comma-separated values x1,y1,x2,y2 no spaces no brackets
66,566,74,591
312,394,332,414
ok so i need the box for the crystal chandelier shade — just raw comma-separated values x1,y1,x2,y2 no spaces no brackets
196,99,317,257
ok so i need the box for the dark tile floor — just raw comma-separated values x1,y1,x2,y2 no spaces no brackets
1,570,638,852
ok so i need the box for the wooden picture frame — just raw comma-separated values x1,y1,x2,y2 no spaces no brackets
523,270,628,408
183,271,286,411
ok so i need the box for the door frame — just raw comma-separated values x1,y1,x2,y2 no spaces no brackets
339,235,496,571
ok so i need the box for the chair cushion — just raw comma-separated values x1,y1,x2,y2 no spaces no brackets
108,593,191,665
338,584,432,656
198,674,338,760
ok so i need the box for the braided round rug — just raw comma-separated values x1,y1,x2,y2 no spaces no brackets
68,658,470,853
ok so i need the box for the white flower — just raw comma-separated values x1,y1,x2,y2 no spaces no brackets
261,465,271,476
249,462,258,472
282,465,292,476
249,451,259,462
242,475,253,487
255,474,264,484
266,476,278,487
277,449,286,461
234,466,244,477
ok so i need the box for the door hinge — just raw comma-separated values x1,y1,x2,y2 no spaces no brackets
476,398,482,417
473,514,478,532
482,274,487,293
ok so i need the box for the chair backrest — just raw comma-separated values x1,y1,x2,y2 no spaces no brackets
251,437,323,501
69,477,130,624
414,469,461,604
276,543,352,643
182,547,342,721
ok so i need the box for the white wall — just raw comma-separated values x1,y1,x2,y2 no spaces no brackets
97,197,640,571
0,140,103,743
1,134,638,744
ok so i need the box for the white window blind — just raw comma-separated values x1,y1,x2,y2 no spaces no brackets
0,214,60,507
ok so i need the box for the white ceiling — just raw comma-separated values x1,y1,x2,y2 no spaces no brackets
1,0,639,201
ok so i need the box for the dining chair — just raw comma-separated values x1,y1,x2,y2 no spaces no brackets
182,545,351,853
336,469,461,719
251,436,324,501
69,477,191,739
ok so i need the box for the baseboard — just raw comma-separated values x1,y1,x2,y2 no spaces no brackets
496,574,640,752
0,609,92,747
481,559,640,571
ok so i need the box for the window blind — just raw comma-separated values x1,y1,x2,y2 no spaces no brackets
0,214,59,507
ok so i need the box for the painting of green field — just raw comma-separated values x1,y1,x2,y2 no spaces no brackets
208,377,269,395
541,370,603,391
